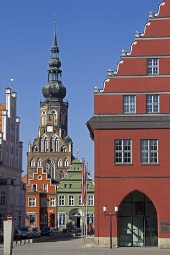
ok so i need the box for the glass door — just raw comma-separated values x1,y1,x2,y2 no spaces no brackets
132,217,144,246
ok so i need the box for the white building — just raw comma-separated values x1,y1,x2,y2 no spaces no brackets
0,87,26,228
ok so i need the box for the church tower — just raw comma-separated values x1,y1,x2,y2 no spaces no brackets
27,23,73,185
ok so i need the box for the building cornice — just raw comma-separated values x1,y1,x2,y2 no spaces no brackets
87,114,170,139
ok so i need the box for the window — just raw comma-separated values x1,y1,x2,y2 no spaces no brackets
0,191,5,204
141,140,158,164
147,95,159,113
69,184,72,188
69,196,74,206
50,198,56,207
0,213,5,226
30,158,35,167
59,195,65,206
41,214,47,223
32,184,37,192
44,159,55,179
147,58,159,75
37,158,42,167
123,95,136,113
88,195,94,206
43,184,48,192
60,170,64,179
41,197,47,207
28,198,36,206
78,195,82,206
115,140,132,164
59,213,66,226
28,213,36,224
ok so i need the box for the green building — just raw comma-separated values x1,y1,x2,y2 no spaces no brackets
57,158,94,231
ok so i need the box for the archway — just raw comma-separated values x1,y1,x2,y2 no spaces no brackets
119,191,158,247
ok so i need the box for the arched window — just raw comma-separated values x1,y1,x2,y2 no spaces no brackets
61,146,66,152
37,158,42,167
40,135,48,152
57,159,62,167
64,159,68,167
60,170,64,179
30,158,35,167
61,110,66,125
0,191,5,204
43,159,55,179
41,110,46,126
50,134,59,152
52,110,58,126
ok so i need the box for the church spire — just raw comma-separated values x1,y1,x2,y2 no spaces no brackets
42,23,66,102
53,21,57,47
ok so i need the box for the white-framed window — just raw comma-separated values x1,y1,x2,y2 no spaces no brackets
69,196,74,206
115,140,132,164
147,95,159,113
59,213,66,226
59,195,65,206
50,134,59,152
37,158,42,167
88,195,94,206
30,158,35,167
28,198,36,206
141,139,158,164
58,159,62,167
147,58,159,75
43,184,48,192
50,198,56,207
123,95,136,113
0,191,5,204
64,159,68,167
41,197,47,207
78,195,82,206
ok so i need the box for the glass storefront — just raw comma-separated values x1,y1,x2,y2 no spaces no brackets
119,191,158,247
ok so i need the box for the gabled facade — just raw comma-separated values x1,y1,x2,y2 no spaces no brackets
25,167,56,228
57,158,94,231
87,0,170,249
0,87,25,228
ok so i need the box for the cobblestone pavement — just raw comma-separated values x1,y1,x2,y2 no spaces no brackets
1,237,170,255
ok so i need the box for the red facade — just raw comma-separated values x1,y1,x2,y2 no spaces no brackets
24,167,56,229
87,0,170,248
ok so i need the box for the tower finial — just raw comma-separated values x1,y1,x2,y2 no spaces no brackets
54,17,57,46
10,77,14,87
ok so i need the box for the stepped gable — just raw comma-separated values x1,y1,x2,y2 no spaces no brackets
101,0,170,94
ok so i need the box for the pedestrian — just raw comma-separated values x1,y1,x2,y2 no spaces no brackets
89,224,93,236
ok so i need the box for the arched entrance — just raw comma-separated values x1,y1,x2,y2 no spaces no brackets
119,191,158,247
68,208,81,228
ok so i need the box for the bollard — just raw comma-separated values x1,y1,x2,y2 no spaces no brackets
4,220,14,255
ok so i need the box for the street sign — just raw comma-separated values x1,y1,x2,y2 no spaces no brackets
7,215,12,220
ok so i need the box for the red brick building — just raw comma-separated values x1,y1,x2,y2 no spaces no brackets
24,167,56,228
87,0,170,249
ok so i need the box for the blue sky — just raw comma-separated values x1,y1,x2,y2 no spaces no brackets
0,0,161,178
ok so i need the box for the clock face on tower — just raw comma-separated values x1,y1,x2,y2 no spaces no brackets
47,125,54,132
